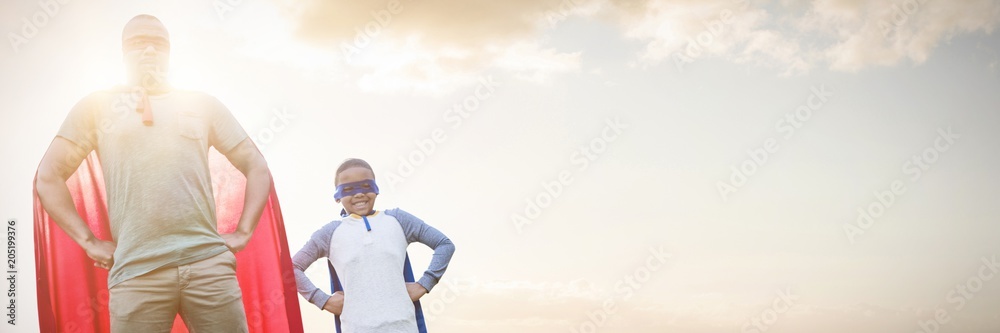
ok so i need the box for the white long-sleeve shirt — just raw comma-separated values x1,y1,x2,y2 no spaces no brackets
293,208,455,332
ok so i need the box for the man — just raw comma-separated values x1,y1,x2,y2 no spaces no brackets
34,14,269,332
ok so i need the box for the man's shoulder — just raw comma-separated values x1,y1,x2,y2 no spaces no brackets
96,87,220,101
170,90,228,114
76,87,216,103
170,89,215,99
76,89,120,104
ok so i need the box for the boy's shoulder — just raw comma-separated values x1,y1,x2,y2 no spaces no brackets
312,219,344,236
382,207,408,217
382,208,427,227
382,208,420,222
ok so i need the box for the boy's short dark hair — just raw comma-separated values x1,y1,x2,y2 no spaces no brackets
335,158,375,185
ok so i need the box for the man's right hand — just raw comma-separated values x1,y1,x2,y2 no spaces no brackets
84,238,116,270
37,137,114,269
323,291,345,315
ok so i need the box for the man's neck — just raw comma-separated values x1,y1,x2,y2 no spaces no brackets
126,74,171,95
132,83,172,95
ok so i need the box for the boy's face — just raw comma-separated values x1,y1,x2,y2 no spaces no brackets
336,167,377,216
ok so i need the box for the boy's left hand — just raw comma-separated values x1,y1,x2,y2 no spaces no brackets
406,282,428,302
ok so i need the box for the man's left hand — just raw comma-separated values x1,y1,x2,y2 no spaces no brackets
221,230,251,253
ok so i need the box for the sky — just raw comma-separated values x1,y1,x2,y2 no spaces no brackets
2,0,1000,332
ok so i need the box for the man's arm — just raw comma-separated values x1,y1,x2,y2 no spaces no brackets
219,138,271,252
35,137,116,269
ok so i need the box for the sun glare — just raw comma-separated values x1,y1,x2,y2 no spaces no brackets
168,58,204,91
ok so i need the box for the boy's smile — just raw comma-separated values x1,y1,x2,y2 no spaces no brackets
349,196,370,212
336,167,378,216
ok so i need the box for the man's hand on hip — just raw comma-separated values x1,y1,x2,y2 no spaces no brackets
221,230,251,253
84,238,116,269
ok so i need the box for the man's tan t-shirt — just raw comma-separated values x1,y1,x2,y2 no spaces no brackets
57,88,248,288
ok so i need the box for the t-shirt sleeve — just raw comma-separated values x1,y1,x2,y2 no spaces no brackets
55,93,101,153
206,96,249,154
292,221,338,309
385,208,455,293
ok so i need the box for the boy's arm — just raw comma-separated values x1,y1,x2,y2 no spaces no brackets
292,222,339,309
386,208,456,292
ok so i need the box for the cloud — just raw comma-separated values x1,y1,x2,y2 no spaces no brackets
615,0,1000,73
819,0,1000,71
274,0,581,94
285,0,550,47
275,0,999,90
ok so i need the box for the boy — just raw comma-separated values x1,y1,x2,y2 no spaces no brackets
293,158,455,332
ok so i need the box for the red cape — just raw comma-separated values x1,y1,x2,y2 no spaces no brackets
33,150,304,333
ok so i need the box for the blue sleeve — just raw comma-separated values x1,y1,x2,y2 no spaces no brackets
292,221,340,309
386,208,455,293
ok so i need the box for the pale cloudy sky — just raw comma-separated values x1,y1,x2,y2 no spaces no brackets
2,1,1000,332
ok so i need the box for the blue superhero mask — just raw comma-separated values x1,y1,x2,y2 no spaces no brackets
334,179,379,200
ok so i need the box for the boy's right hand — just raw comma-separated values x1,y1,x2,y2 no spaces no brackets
323,291,345,315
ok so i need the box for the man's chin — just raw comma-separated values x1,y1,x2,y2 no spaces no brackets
128,63,167,73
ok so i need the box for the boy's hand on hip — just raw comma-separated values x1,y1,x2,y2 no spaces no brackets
324,291,345,315
406,282,428,302
221,230,251,253
84,238,116,270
